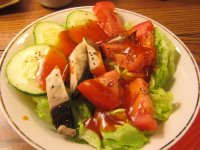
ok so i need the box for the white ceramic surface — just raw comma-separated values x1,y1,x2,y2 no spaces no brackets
0,7,199,150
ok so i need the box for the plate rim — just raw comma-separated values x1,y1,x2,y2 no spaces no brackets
0,6,200,150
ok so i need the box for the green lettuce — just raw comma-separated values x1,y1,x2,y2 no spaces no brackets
72,123,101,150
150,87,173,121
149,27,177,121
153,27,176,88
32,96,52,123
102,124,148,150
71,96,95,126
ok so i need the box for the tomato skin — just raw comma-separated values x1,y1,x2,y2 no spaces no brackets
130,21,154,48
67,21,109,44
132,114,158,131
77,79,121,110
125,78,158,131
101,41,133,58
113,44,155,72
90,51,106,77
93,2,115,14
36,47,68,90
97,70,122,97
91,61,106,77
114,53,145,72
93,2,124,37
57,31,77,57
77,70,121,110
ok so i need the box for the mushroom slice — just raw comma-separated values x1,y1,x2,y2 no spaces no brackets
46,67,75,130
69,41,88,92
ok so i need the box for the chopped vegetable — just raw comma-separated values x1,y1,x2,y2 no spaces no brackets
125,78,158,131
74,123,101,150
152,27,176,88
77,70,121,110
102,124,148,149
66,10,97,29
46,68,74,129
32,96,52,123
83,38,106,77
150,87,173,121
93,1,124,37
69,41,88,92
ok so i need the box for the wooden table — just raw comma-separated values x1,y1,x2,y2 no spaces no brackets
0,0,200,149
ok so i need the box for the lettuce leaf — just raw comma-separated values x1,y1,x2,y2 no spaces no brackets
150,87,173,121
102,124,148,150
32,96,52,123
71,96,95,127
153,27,176,88
149,27,176,121
71,123,101,150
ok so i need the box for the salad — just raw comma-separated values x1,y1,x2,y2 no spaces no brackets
6,1,177,150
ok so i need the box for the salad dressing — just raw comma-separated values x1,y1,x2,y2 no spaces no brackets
36,46,68,90
85,110,129,135
56,21,110,58
57,31,77,57
65,21,109,44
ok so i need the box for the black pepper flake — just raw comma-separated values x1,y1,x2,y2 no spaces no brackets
93,63,96,65
92,57,94,60
53,96,55,99
56,74,58,76
51,85,54,89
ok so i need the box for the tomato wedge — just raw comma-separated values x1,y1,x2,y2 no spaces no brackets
77,70,121,110
113,44,155,72
67,21,109,44
125,78,158,131
36,46,68,90
101,41,133,58
56,30,77,57
93,1,124,37
126,21,155,48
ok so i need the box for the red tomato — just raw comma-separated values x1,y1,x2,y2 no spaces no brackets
90,51,106,77
129,21,154,48
36,46,68,90
56,30,77,57
67,21,109,44
93,2,124,37
113,44,155,72
77,70,121,110
125,78,158,131
91,61,106,77
97,70,122,97
114,53,145,72
101,41,133,58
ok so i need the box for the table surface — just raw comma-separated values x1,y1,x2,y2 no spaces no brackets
0,0,200,149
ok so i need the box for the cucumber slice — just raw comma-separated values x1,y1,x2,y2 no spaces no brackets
66,10,97,29
6,45,51,95
34,21,65,46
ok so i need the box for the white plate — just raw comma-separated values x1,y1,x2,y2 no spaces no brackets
0,6,200,150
